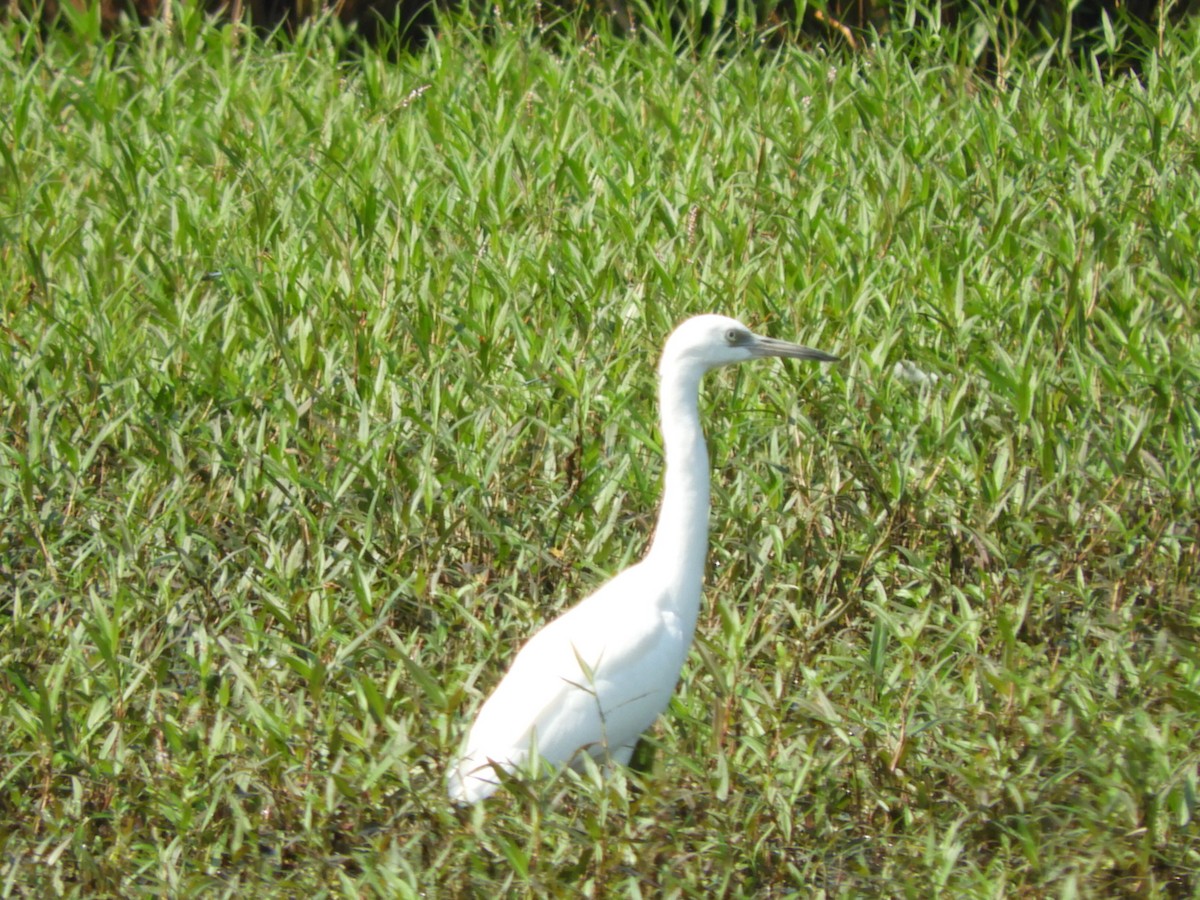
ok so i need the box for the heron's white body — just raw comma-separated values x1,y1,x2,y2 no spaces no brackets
447,315,835,804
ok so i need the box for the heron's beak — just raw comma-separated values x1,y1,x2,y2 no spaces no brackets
751,335,840,363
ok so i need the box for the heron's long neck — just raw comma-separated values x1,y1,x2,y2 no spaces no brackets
644,364,710,610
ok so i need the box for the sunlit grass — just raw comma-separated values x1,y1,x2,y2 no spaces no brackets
1,5,1198,895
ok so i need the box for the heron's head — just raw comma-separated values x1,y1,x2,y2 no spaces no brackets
659,314,838,377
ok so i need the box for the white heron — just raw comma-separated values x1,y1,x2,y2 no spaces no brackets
447,314,838,804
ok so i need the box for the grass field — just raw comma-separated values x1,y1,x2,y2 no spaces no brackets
1,4,1199,895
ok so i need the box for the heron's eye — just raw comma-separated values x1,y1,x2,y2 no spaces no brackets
726,329,740,344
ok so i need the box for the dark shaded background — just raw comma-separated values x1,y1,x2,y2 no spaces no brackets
8,0,1199,56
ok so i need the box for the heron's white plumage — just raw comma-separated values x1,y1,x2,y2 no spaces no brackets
447,314,837,804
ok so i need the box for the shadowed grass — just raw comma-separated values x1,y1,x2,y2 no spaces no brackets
1,5,1198,896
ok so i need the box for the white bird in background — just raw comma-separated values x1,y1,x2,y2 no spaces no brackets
447,314,838,804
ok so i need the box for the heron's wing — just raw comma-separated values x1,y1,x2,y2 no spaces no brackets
448,563,688,801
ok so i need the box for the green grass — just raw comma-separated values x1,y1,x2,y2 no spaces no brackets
2,5,1199,896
